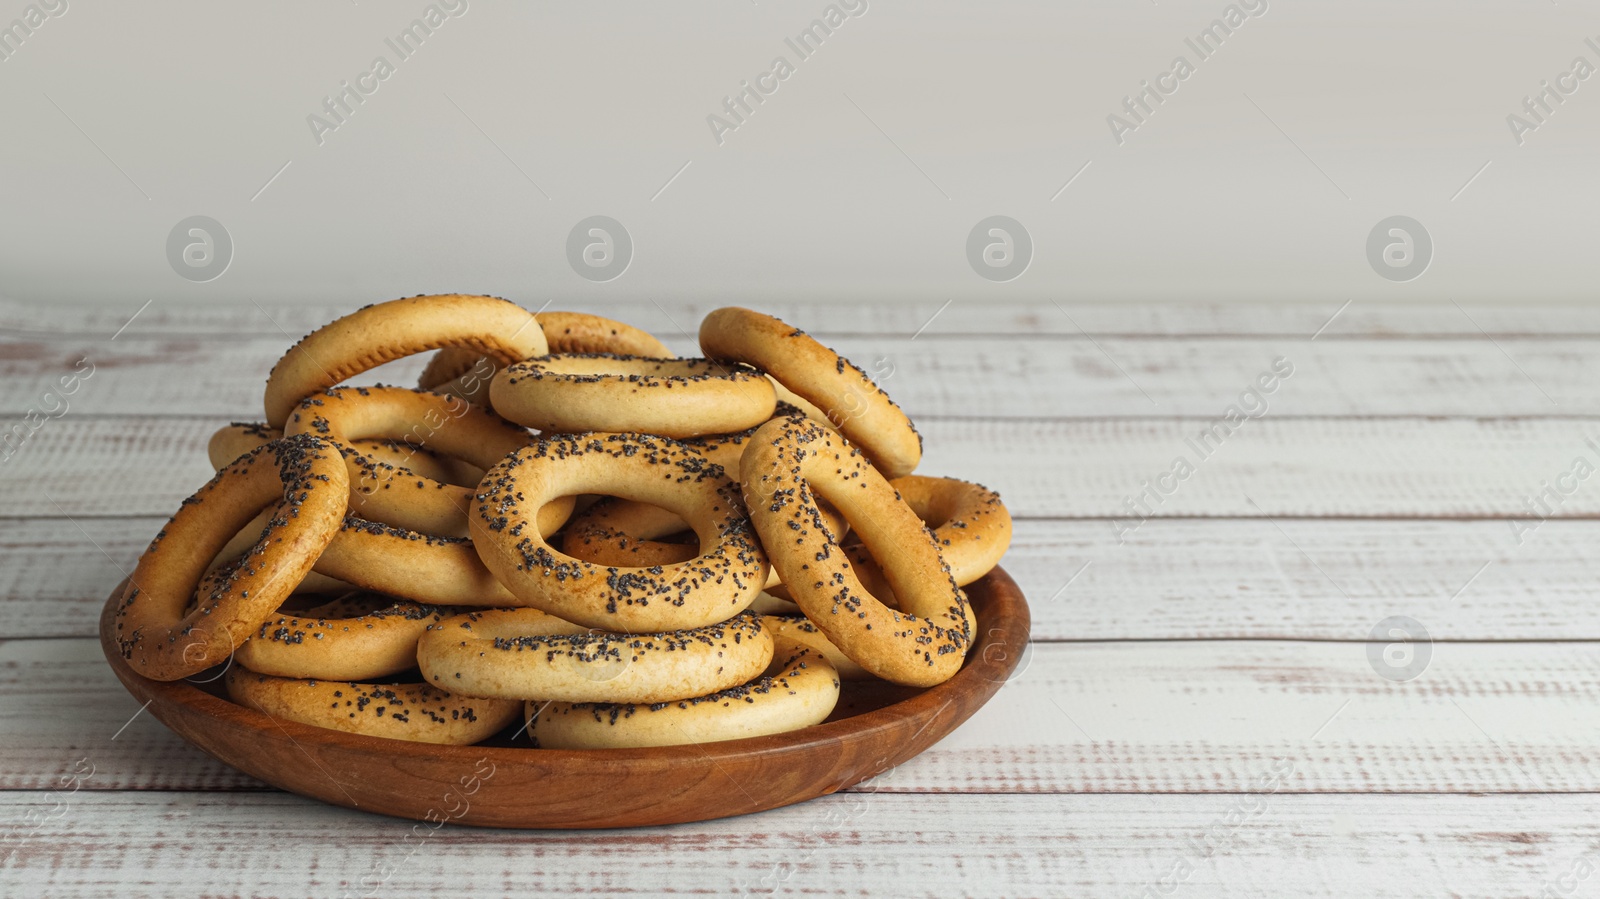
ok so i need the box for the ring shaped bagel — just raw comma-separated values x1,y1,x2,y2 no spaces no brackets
225,665,520,745
700,307,922,479
418,609,774,704
490,354,776,439
741,415,971,687
472,433,769,632
562,492,848,590
263,294,549,428
556,403,845,584
421,311,672,407
284,386,573,538
553,409,775,567
527,635,839,750
835,476,1014,604
209,422,482,488
560,502,700,569
236,592,449,681
113,434,349,681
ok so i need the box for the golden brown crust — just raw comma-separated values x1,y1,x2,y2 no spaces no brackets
225,665,520,745
740,415,970,687
417,609,773,704
761,614,871,680
557,407,846,589
746,591,802,616
283,385,572,538
535,312,673,358
562,493,849,592
264,294,549,428
471,433,769,631
700,307,922,478
313,515,524,607
559,502,699,569
490,354,776,439
839,476,1013,600
123,300,1008,749
113,434,350,681
417,346,501,402
891,476,1011,583
193,515,517,613
235,593,450,681
208,422,481,488
526,635,839,749
202,508,354,597
420,311,672,408
554,414,770,569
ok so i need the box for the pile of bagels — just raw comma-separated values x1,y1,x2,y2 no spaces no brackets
110,295,1011,749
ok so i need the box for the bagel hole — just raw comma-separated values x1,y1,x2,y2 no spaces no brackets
557,497,704,567
831,537,907,611
196,507,366,612
565,497,694,543
336,355,442,398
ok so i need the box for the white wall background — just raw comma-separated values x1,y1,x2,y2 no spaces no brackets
0,0,1595,307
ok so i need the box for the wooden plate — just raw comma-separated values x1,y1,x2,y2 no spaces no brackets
99,568,1030,829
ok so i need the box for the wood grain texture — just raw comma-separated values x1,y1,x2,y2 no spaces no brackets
9,636,1600,794
5,332,1597,417
2,791,1595,899
7,296,1600,338
5,296,1599,896
8,517,1600,642
8,415,1600,520
90,572,1027,829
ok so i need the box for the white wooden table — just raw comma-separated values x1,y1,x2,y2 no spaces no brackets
4,297,1599,897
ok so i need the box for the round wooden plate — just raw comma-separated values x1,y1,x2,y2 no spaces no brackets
99,568,1030,829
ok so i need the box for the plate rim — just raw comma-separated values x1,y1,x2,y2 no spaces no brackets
99,566,1031,826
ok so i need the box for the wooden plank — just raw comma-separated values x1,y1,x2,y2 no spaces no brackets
12,298,1595,898
2,790,1594,898
8,296,1600,339
7,637,1600,794
6,415,1600,520
0,418,222,519
5,332,1597,418
916,415,1600,521
9,517,1600,643
1004,518,1600,641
